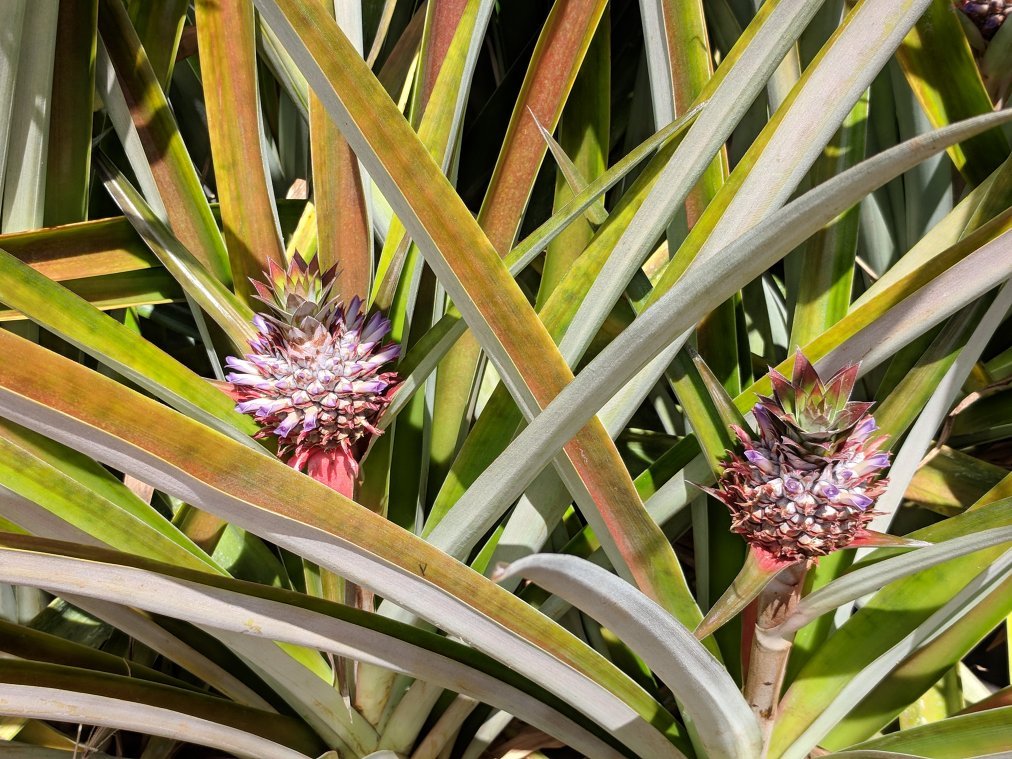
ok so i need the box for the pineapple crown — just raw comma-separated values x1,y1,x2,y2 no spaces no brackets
755,352,874,457
252,255,344,332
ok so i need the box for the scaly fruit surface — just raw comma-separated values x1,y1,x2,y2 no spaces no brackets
957,1,1011,40
225,256,400,474
704,353,890,564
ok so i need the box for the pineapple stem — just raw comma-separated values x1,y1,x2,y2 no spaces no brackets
743,561,807,753
302,446,376,709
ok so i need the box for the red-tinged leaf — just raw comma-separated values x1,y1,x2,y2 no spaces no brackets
376,3,426,106
195,0,285,304
309,1,371,300
0,218,158,282
98,0,232,284
849,530,933,549
0,248,252,439
477,0,609,252
127,0,187,86
2,201,307,284
791,349,822,399
959,686,1012,715
769,369,796,415
695,546,797,640
0,330,686,757
413,0,469,115
369,0,491,313
429,0,609,495
225,0,711,645
823,363,860,416
0,269,183,322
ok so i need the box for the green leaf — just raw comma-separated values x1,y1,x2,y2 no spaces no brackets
127,0,187,87
776,526,1012,636
43,0,97,227
425,0,609,525
425,111,1012,597
255,0,701,635
0,330,686,759
100,159,257,352
783,552,1012,759
895,0,1009,185
789,92,868,347
0,659,323,758
838,707,1012,758
0,246,257,443
673,349,745,474
824,573,1012,748
769,500,1012,757
0,535,644,759
2,2,58,233
495,554,761,759
98,0,231,284
0,3,27,217
904,447,1009,516
533,107,608,227
536,12,609,302
0,617,191,691
647,0,935,314
639,0,726,235
0,424,217,573
560,0,825,366
864,276,1012,542
195,0,285,304
874,299,993,443
0,268,182,322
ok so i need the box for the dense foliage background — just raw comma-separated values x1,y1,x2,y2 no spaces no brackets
0,0,1009,757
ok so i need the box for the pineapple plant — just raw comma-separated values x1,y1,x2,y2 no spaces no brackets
0,1,1006,758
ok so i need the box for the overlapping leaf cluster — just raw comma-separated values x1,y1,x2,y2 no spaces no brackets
0,1,1008,758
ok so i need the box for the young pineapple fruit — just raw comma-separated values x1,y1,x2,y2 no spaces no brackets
694,352,924,639
705,353,890,565
225,255,400,476
957,1,1011,40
